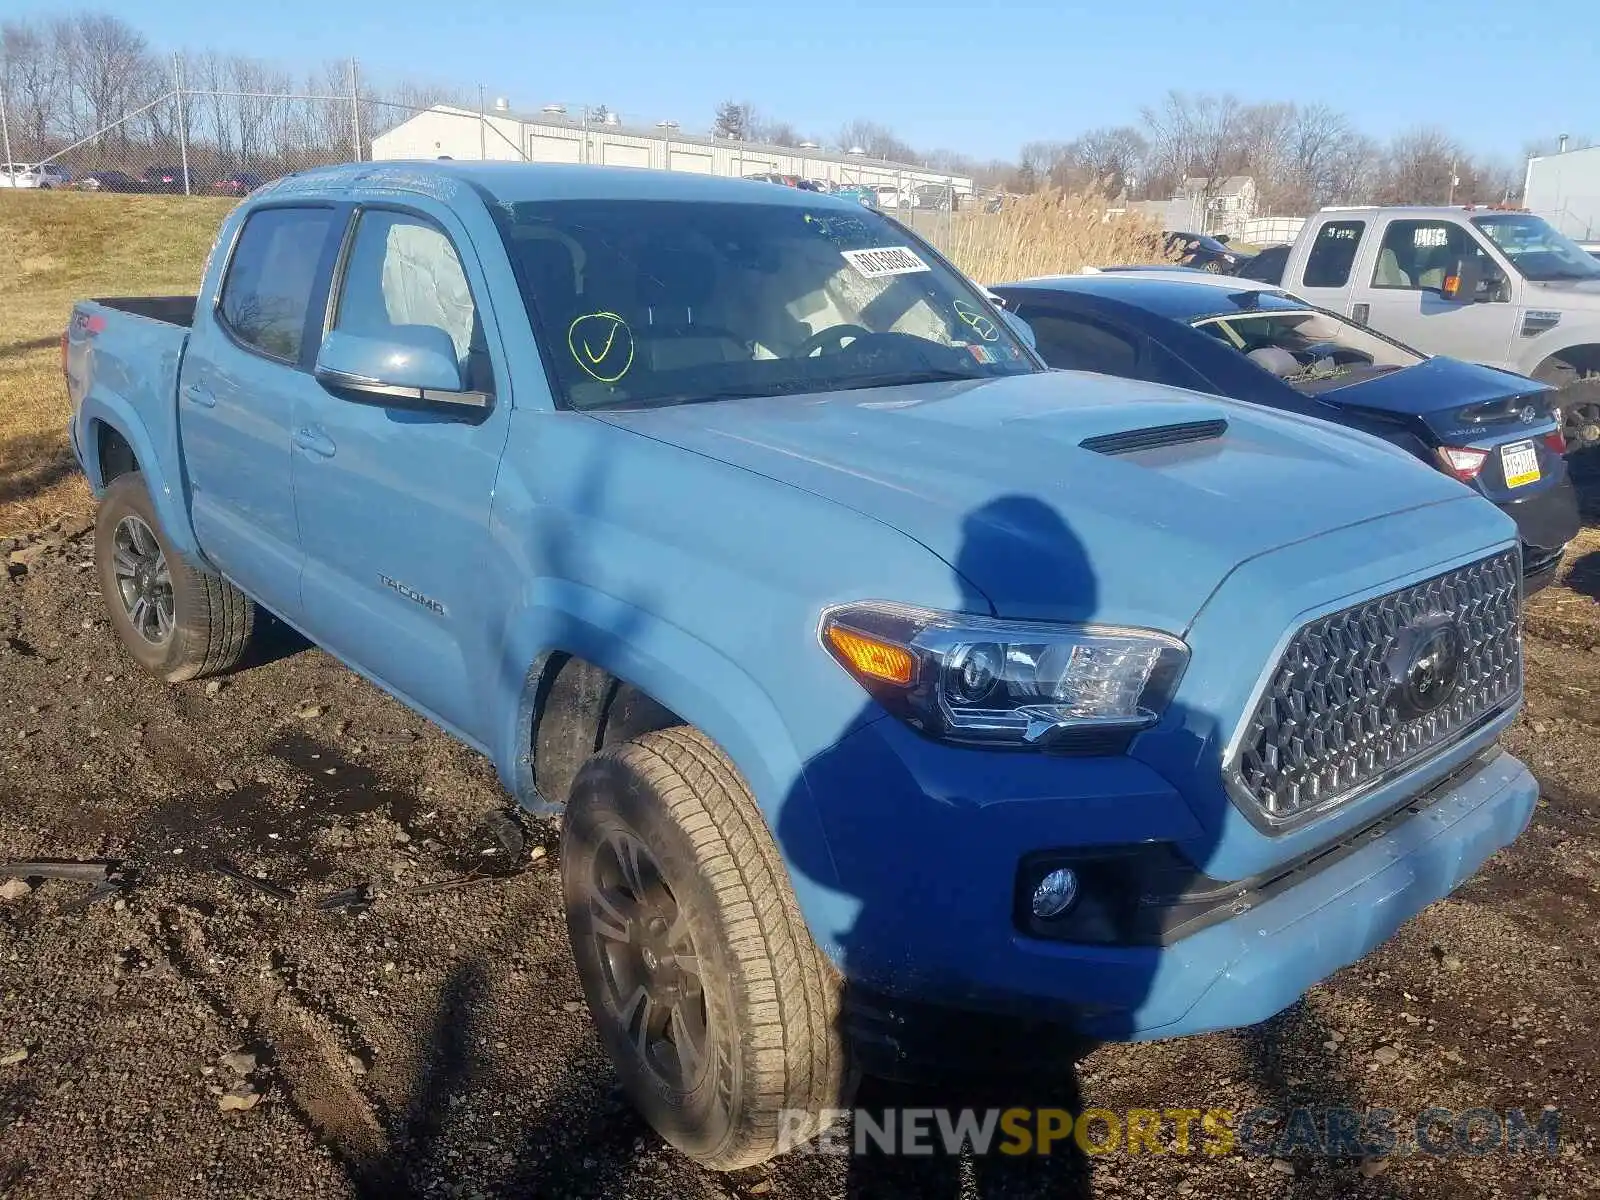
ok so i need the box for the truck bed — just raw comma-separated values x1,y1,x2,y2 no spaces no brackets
94,295,198,328
66,297,198,520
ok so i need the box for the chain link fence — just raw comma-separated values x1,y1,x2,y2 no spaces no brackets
0,57,472,194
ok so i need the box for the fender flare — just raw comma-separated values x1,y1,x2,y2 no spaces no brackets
77,394,205,562
494,580,855,954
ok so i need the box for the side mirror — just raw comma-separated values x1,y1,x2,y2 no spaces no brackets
1440,255,1484,303
314,328,487,410
999,307,1037,352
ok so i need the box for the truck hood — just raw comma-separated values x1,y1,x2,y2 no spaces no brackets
597,371,1476,632
1524,277,1600,302
1314,354,1551,418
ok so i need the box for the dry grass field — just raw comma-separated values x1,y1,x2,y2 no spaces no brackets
0,192,234,535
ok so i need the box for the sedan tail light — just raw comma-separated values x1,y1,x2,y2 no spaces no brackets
1437,446,1488,481
1545,413,1566,455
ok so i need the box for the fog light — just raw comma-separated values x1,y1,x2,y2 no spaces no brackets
1031,868,1079,919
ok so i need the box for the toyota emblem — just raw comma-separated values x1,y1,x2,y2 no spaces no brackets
1386,613,1464,720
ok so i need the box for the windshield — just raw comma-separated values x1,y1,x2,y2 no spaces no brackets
1472,213,1600,282
489,198,1037,410
1192,307,1422,394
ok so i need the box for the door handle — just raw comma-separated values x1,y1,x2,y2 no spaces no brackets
1350,302,1370,326
293,426,337,459
182,383,216,408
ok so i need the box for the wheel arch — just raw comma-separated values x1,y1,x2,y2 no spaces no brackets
77,398,203,560
1531,342,1600,382
495,589,849,943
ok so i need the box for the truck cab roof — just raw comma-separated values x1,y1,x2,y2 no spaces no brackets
255,159,878,211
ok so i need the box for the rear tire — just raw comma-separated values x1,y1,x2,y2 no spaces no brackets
1555,377,1600,450
562,727,852,1170
94,472,255,682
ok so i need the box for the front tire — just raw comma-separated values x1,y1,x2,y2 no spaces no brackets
95,473,256,682
562,727,852,1170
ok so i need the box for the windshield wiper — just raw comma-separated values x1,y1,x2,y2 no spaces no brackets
829,368,998,393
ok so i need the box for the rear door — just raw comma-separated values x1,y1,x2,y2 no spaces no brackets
290,201,512,743
1289,217,1368,315
1355,216,1516,367
179,203,344,617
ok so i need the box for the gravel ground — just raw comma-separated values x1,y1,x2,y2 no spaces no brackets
1,507,1597,1200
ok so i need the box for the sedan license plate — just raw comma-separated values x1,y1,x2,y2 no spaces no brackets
1500,440,1541,488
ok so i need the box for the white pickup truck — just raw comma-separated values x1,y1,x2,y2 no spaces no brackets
1244,206,1600,449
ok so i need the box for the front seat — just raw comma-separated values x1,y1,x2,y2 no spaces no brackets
1374,247,1412,288
633,246,747,371
1247,346,1302,378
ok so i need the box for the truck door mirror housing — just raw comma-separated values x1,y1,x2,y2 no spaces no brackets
1440,256,1484,303
314,328,488,410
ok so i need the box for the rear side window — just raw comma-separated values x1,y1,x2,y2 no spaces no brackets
1145,341,1218,394
1017,307,1140,377
1301,220,1365,289
218,207,338,363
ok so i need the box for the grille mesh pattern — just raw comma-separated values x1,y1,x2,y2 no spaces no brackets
1228,551,1521,823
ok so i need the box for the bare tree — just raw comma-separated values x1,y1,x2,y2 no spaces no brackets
0,19,70,152
1381,126,1463,204
834,118,917,163
1140,91,1248,204
752,118,803,147
1069,125,1147,196
72,13,153,145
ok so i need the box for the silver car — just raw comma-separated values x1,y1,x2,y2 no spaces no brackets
0,162,71,189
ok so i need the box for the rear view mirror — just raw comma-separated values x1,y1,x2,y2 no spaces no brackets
1440,256,1484,303
315,328,488,410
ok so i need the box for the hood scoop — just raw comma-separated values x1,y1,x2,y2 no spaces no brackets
1080,418,1228,456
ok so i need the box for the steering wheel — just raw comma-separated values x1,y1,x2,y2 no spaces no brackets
791,324,873,359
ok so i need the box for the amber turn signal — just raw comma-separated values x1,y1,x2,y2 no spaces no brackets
825,625,914,686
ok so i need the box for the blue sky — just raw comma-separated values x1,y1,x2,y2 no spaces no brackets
90,1,1596,161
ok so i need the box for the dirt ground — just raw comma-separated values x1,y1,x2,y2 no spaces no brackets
1,479,1598,1199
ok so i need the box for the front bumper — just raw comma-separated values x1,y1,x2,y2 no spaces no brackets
803,714,1536,1068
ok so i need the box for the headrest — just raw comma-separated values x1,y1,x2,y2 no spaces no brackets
636,245,717,318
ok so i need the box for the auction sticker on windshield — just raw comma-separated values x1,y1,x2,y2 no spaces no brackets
842,246,931,278
1501,440,1541,488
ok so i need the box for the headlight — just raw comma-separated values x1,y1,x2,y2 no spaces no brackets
820,601,1189,751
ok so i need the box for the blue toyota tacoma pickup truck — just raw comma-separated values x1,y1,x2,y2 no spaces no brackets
66,162,1537,1169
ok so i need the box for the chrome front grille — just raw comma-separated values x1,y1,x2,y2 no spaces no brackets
1227,550,1522,826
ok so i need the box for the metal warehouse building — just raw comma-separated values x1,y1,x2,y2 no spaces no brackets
370,104,973,195
1524,143,1600,238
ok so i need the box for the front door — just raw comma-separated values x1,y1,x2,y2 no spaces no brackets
290,202,511,743
180,203,344,618
1357,217,1516,367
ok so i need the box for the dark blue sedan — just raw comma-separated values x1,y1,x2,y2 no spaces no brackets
992,271,1582,593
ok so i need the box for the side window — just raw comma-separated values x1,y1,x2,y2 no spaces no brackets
1301,220,1365,289
333,209,485,387
1016,307,1140,378
218,207,338,363
1371,220,1485,292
